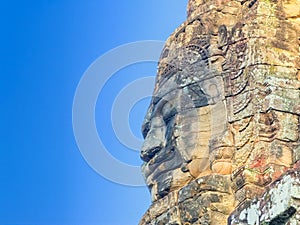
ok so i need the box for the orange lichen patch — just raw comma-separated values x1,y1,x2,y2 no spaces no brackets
272,167,288,181
249,155,267,170
239,164,290,189
293,160,300,169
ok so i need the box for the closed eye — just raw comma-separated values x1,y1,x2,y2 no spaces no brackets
141,121,150,139
163,108,177,125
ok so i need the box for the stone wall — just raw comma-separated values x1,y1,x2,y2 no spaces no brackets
229,166,300,225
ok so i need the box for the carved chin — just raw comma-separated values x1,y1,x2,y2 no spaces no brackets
212,160,232,175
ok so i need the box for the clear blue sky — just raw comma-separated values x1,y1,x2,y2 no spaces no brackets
0,1,187,224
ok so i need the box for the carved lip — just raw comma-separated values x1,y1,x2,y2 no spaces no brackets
144,146,177,179
141,146,162,162
149,146,175,165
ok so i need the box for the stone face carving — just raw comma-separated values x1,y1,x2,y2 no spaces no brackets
140,0,300,224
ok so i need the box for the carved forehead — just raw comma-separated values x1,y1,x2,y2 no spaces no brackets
142,74,225,129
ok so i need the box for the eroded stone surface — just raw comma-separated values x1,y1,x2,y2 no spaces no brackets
228,168,300,225
140,0,300,224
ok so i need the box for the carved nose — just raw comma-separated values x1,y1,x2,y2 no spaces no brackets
140,129,165,162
